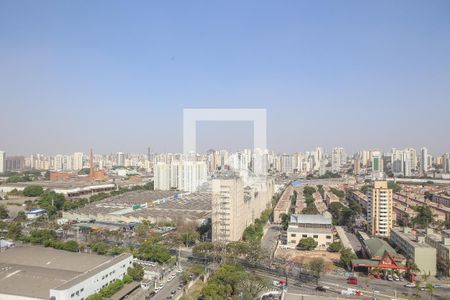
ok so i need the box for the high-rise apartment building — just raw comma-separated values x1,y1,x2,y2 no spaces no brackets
154,162,171,190
420,147,429,174
6,156,25,171
331,147,346,173
408,148,418,171
280,154,293,174
117,152,125,166
154,161,207,192
443,153,450,174
0,151,6,174
72,152,84,171
371,150,384,173
367,181,393,237
391,148,411,177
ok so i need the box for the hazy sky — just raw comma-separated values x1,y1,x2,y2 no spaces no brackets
1,1,449,156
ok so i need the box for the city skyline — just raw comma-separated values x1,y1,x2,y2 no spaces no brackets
1,1,450,154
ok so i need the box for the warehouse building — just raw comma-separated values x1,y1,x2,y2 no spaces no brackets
63,190,212,225
0,245,133,300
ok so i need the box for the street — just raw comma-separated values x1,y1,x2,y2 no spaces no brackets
261,224,281,258
143,271,183,300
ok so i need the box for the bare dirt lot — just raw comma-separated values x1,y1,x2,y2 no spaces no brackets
275,248,340,270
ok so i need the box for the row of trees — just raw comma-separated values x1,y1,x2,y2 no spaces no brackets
193,240,267,266
20,229,81,252
301,186,319,214
90,235,173,264
86,273,135,300
242,208,272,242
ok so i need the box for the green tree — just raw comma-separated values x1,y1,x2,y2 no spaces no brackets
327,242,343,252
91,242,110,255
340,248,356,270
63,240,79,252
193,242,214,258
137,239,171,263
23,185,44,197
122,274,133,284
297,237,318,250
37,191,65,216
281,213,290,230
308,258,325,286
412,206,433,228
360,185,369,194
301,204,319,214
406,259,420,276
0,204,9,219
388,181,402,193
236,272,270,298
7,222,22,240
127,263,144,281
426,282,434,300
86,294,102,300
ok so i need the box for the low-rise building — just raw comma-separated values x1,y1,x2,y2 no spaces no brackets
431,193,450,208
390,227,436,276
0,245,133,300
424,229,450,277
286,214,333,250
352,237,407,274
350,190,368,211
324,188,339,206
274,185,293,223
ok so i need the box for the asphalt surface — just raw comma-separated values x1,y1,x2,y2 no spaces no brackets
255,269,450,300
261,224,281,258
146,271,184,300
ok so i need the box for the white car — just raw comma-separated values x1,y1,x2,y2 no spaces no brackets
387,275,393,281
404,283,416,288
272,280,281,287
393,274,400,281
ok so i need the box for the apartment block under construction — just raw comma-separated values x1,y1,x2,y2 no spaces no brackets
211,176,274,243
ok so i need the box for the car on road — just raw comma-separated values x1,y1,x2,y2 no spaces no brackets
387,275,393,281
171,290,177,295
433,284,444,288
393,274,400,281
315,286,327,292
347,276,358,285
404,283,416,288
272,280,282,287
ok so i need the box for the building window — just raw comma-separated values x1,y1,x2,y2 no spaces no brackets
302,234,307,238
291,234,296,237
326,235,332,239
313,235,318,238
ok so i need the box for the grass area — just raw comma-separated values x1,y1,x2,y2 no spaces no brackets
179,280,206,300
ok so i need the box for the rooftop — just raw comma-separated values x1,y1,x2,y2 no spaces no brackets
364,238,403,259
289,214,332,225
0,245,131,299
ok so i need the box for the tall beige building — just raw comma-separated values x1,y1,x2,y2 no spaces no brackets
367,181,393,237
211,176,273,243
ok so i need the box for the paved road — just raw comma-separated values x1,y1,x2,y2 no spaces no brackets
254,268,450,300
261,224,281,258
144,272,183,300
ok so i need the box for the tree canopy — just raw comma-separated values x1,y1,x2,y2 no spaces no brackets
297,237,318,250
